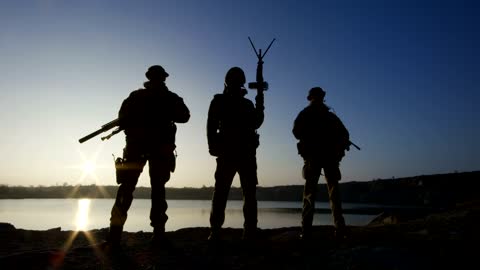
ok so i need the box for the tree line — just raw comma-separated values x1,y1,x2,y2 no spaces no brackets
0,171,478,207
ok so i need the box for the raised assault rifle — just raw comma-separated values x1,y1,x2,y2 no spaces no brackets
247,37,276,92
78,118,122,143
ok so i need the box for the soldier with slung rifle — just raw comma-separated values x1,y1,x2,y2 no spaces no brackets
293,87,353,241
107,65,190,248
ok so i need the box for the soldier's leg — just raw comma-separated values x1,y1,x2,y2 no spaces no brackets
209,157,236,232
148,155,172,234
238,156,258,236
109,157,145,243
324,164,346,229
301,159,321,237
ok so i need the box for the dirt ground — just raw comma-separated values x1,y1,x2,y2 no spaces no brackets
1,201,479,270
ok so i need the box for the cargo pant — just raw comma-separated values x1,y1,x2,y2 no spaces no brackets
110,146,175,231
209,155,258,233
301,159,345,235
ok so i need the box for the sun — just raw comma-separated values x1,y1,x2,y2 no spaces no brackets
68,144,110,183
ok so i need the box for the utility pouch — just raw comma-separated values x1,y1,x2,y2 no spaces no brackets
169,151,176,173
246,132,260,150
114,156,128,184
158,144,176,173
297,142,305,156
253,132,260,148
297,141,312,159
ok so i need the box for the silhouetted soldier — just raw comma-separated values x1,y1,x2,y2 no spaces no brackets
107,65,190,247
293,87,350,240
207,67,264,241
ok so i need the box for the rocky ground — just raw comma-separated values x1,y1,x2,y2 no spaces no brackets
1,200,479,270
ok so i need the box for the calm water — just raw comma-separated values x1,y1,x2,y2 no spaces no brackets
0,199,377,232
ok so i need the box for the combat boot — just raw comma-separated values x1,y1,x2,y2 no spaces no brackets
151,227,174,250
300,226,312,241
106,225,123,248
208,227,221,242
242,227,257,241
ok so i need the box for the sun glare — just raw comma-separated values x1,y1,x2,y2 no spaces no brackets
75,199,91,231
83,161,97,175
69,145,108,184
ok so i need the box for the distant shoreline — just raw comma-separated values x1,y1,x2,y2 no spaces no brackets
1,171,478,207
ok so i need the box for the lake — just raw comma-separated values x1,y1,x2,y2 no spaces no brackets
0,199,378,232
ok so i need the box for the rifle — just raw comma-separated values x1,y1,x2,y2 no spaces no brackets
349,141,361,151
78,118,122,144
247,37,276,92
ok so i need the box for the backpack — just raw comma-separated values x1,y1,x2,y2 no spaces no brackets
296,108,349,161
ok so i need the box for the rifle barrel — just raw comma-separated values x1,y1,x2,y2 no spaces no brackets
78,118,120,144
350,141,361,151
79,129,105,144
102,119,120,129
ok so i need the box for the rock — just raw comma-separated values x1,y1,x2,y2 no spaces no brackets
270,230,299,242
0,223,15,232
368,212,399,226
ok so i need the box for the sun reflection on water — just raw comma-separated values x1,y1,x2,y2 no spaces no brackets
75,199,91,231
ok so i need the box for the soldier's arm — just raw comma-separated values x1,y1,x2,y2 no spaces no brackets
206,97,221,155
253,92,265,129
292,110,306,140
172,95,190,124
118,92,136,129
340,120,350,149
332,113,350,146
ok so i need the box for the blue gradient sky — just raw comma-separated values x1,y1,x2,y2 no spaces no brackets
0,0,478,188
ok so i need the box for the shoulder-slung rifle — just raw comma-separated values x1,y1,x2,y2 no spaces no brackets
78,118,122,143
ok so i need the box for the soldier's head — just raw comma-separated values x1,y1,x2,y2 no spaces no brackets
307,87,326,103
146,65,169,82
225,67,246,89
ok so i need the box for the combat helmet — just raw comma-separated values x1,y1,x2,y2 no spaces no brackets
224,67,246,88
307,87,326,101
146,65,169,81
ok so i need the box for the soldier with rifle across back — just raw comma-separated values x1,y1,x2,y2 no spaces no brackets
106,65,190,248
293,87,351,241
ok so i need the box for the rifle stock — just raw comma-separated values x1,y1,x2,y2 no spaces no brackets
78,118,120,143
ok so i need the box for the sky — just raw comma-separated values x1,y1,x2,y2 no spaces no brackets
0,0,478,188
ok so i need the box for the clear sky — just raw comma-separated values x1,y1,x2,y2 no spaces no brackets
0,0,478,188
